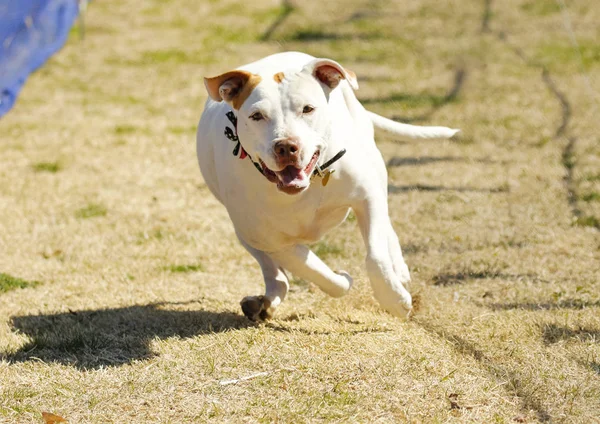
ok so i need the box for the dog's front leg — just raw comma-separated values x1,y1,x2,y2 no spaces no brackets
237,236,289,321
271,245,353,298
354,195,412,318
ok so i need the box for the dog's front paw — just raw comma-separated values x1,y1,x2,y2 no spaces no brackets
384,301,413,320
375,290,413,320
240,295,272,322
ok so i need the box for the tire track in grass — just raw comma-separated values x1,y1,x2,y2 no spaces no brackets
421,3,600,420
388,183,507,194
486,21,597,230
539,71,588,228
480,0,493,34
261,0,295,41
416,320,552,422
357,67,466,124
391,68,467,124
540,69,571,139
413,4,576,421
274,0,466,126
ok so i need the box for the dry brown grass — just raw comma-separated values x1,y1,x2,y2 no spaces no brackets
1,0,599,422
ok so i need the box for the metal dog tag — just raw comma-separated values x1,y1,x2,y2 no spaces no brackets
322,169,335,186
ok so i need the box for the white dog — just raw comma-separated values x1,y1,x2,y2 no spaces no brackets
196,52,458,321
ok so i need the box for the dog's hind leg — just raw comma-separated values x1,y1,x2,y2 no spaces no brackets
354,196,412,318
237,236,289,321
271,245,353,298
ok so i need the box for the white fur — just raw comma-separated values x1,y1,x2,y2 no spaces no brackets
196,52,459,319
367,111,460,141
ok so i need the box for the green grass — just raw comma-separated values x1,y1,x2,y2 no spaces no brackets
113,124,137,135
521,0,561,16
581,192,600,202
535,40,600,70
168,125,197,135
136,228,165,244
141,49,191,64
575,215,600,228
32,161,61,173
163,264,204,273
363,92,457,109
310,241,343,259
253,4,295,23
75,203,107,219
584,173,600,182
0,273,40,294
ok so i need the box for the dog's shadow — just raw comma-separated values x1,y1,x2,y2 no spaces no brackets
2,301,252,370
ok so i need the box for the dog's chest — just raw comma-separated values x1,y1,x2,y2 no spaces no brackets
286,204,350,243
234,198,350,251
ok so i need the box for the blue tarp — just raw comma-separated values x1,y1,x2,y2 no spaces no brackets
0,0,79,117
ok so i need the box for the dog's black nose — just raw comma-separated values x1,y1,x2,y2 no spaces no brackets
273,139,300,163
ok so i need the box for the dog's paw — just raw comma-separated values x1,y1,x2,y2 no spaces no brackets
376,291,412,320
371,282,413,319
384,302,413,320
320,270,354,298
240,295,272,322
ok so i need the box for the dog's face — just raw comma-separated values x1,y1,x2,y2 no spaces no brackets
205,59,357,195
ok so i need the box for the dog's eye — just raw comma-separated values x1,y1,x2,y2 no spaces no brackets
250,112,264,121
302,105,315,114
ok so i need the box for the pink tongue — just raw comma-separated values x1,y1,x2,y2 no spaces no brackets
278,166,306,186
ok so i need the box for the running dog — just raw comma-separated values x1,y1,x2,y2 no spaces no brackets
196,52,458,321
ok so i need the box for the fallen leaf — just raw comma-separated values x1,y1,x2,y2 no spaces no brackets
448,393,461,410
42,412,67,424
447,393,473,411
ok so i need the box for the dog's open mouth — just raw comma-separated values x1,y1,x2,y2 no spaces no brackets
260,151,320,195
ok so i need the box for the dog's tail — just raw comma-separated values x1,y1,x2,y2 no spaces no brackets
367,111,460,141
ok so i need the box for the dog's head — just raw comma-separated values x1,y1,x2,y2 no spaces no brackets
204,58,358,195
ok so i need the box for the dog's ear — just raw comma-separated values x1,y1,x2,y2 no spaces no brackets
304,59,359,91
204,70,262,109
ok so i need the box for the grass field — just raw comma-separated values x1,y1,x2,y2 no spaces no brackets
1,0,599,422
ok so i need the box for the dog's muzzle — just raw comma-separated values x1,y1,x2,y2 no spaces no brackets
260,150,320,195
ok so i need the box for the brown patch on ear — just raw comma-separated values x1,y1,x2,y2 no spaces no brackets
204,70,250,102
314,65,344,90
231,74,261,109
273,72,285,83
309,59,359,90
204,70,262,109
